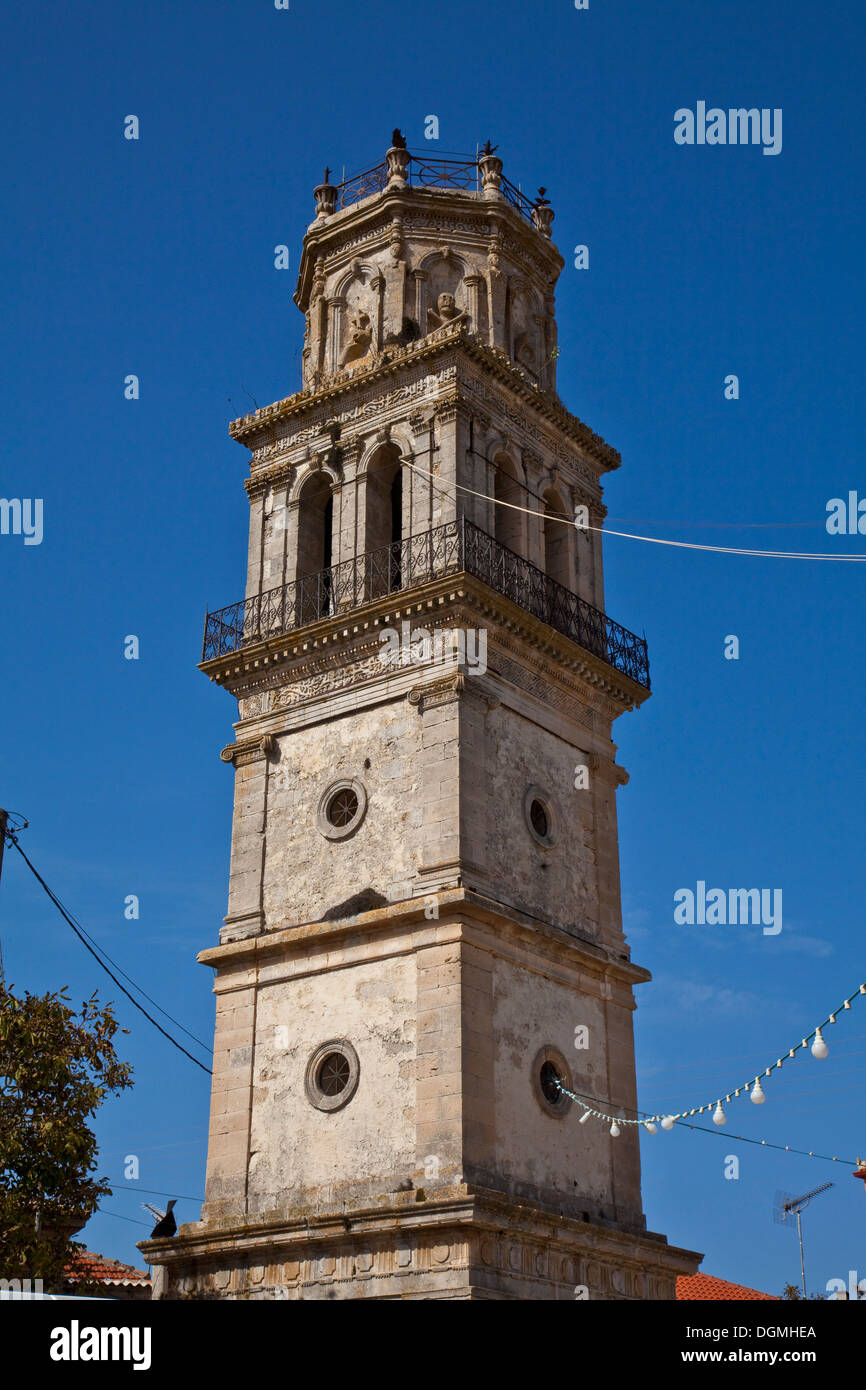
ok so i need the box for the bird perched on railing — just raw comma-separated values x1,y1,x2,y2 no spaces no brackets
142,1200,177,1238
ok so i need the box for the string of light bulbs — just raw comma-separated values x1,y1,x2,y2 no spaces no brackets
551,981,866,1138
401,458,866,562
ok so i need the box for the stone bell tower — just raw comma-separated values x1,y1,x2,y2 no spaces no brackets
143,133,700,1299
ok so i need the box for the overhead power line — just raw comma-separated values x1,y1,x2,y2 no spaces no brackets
3,830,212,1077
402,458,866,562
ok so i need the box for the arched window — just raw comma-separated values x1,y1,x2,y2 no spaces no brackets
493,455,524,557
365,444,404,597
296,473,333,623
542,488,571,590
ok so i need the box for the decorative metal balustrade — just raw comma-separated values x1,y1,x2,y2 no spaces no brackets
202,518,650,690
334,153,538,226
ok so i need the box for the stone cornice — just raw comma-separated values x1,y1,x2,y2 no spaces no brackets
228,324,620,473
293,183,564,309
199,572,648,713
193,885,649,991
142,1180,700,1274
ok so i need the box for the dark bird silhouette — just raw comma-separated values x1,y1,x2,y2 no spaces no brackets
391,128,407,149
144,1199,177,1238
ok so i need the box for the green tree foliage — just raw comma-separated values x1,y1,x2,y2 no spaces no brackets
0,982,133,1288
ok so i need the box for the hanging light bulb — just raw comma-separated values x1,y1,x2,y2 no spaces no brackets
713,1102,726,1126
750,1079,766,1105
610,1121,621,1138
661,1115,676,1130
644,1121,658,1135
811,1028,829,1060
579,1109,592,1124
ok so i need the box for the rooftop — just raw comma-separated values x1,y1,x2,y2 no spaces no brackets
677,1273,779,1301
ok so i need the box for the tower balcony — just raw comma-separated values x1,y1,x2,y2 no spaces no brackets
201,518,650,691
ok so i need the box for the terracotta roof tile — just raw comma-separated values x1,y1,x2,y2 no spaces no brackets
677,1273,779,1301
65,1250,151,1288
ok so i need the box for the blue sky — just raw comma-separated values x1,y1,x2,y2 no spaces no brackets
2,0,864,1296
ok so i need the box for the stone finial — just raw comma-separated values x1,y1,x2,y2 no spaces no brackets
314,169,337,218
386,130,411,186
479,146,503,198
532,187,554,238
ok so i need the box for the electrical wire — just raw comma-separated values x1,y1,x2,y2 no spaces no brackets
110,1185,204,1201
94,1208,151,1228
402,457,866,562
4,831,212,1076
41,885,212,1054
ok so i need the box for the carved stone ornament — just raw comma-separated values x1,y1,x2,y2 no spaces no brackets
220,734,274,767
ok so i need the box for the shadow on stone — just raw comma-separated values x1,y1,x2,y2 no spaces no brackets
320,888,389,922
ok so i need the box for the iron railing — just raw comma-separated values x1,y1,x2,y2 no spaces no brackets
202,518,650,689
334,153,538,226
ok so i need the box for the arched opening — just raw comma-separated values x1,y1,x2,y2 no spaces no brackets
542,489,571,590
493,455,524,557
296,473,333,623
365,444,404,597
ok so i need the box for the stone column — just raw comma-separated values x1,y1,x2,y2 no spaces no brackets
382,221,406,341
463,274,482,335
523,449,545,571
543,296,558,393
412,269,428,335
415,938,464,1188
245,488,265,600
407,411,436,537
202,958,257,1222
533,313,547,384
326,297,345,375
463,411,490,533
207,736,270,1219
334,435,363,581
220,737,272,943
590,504,606,610
432,401,461,530
458,939,496,1189
485,229,507,351
371,271,386,351
412,681,461,892
267,481,290,589
307,260,328,386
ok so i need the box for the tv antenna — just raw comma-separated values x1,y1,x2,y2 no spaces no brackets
774,1182,833,1298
